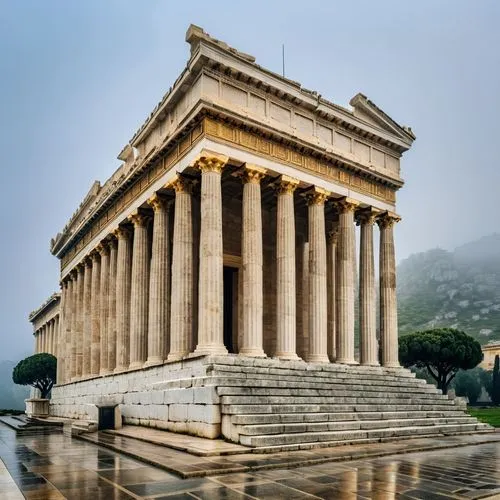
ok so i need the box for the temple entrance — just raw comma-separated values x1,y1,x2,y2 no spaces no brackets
223,266,238,353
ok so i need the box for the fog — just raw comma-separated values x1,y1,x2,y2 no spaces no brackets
1,0,499,361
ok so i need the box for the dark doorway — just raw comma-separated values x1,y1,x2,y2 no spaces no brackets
223,266,238,353
98,406,116,430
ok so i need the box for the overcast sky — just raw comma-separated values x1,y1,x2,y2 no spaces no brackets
1,0,499,362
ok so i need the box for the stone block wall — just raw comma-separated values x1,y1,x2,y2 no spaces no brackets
50,356,221,438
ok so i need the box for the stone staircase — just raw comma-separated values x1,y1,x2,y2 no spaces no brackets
205,357,492,450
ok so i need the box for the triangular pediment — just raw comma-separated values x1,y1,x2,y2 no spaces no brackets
350,93,415,144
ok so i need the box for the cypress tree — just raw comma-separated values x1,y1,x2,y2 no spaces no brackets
493,355,500,405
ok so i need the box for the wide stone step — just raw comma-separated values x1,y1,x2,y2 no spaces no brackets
230,410,462,425
211,364,422,384
239,423,487,447
220,394,452,406
216,386,443,399
236,417,477,436
222,403,466,415
207,376,439,393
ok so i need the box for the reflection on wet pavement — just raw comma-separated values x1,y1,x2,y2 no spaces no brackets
1,424,500,499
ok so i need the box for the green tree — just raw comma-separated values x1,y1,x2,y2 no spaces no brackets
454,370,482,404
12,354,57,399
493,355,500,405
399,328,483,394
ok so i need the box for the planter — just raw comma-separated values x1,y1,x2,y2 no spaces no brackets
25,398,50,418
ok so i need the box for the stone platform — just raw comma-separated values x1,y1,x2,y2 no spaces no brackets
50,355,492,448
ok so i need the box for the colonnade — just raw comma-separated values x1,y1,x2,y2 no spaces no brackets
56,152,400,384
34,315,60,357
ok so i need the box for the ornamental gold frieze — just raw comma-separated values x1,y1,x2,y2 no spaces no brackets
60,121,204,271
203,117,396,205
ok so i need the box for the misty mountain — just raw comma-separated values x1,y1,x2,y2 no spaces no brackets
398,233,500,343
0,360,29,410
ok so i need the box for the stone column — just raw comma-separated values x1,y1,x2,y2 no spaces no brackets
169,176,194,360
301,241,310,360
90,252,101,375
107,238,118,372
327,227,338,362
114,227,132,373
377,212,401,368
128,212,150,369
335,198,358,364
68,275,76,380
58,282,66,382
357,210,379,366
49,320,55,355
239,165,266,357
82,259,92,378
306,187,330,363
275,175,300,360
75,264,85,378
34,332,38,354
146,194,171,366
195,152,229,356
98,242,110,375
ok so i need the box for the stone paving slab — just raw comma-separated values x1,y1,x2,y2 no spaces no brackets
107,426,249,456
2,422,500,499
78,426,500,479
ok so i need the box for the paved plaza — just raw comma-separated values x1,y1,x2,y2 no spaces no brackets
1,425,500,499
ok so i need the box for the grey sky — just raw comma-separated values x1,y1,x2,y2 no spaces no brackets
1,0,499,362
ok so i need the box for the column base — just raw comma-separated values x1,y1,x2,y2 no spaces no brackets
273,353,301,361
382,361,400,368
238,349,266,358
144,358,163,368
336,358,359,365
305,354,330,363
360,361,380,367
128,361,145,371
99,369,113,376
114,366,128,374
194,344,228,356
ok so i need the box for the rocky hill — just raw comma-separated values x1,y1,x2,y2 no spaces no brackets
397,234,500,344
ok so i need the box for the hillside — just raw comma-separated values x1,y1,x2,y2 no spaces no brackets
398,234,500,344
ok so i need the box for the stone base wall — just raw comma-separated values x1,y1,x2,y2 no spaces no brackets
50,355,221,438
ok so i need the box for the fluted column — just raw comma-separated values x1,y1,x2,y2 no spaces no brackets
146,194,171,366
239,165,266,357
378,212,401,368
335,198,358,364
169,176,194,360
75,264,85,378
81,259,92,378
306,187,330,363
58,282,67,382
90,252,101,375
49,320,55,354
114,227,132,373
275,175,300,360
327,227,338,362
68,275,76,380
129,212,150,369
195,152,229,356
107,238,118,372
34,332,38,354
98,243,110,375
357,210,379,366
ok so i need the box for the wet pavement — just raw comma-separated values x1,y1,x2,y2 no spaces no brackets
1,424,500,499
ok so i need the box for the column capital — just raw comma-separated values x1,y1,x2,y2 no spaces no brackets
194,149,229,173
355,207,380,226
305,186,330,206
96,241,109,257
113,226,131,240
333,197,359,213
147,193,171,212
377,211,401,229
275,175,299,195
90,251,101,263
128,211,150,228
107,235,118,249
240,164,267,184
168,174,195,194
